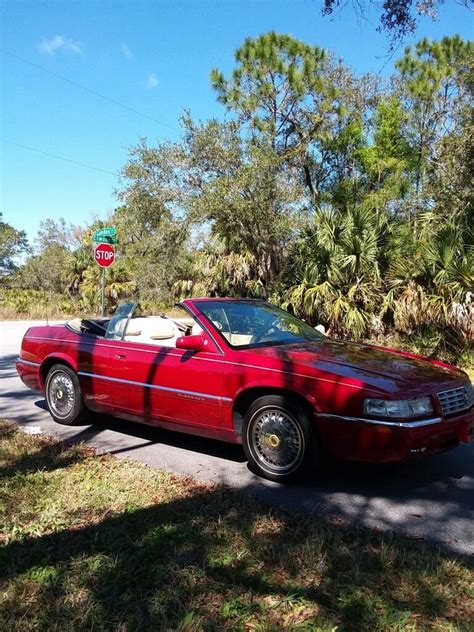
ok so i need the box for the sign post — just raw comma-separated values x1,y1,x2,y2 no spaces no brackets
101,267,105,317
93,234,116,317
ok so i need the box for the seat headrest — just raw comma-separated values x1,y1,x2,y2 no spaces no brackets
149,319,177,340
125,321,142,336
67,318,83,333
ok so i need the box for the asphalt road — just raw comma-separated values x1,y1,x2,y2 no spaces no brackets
2,320,473,556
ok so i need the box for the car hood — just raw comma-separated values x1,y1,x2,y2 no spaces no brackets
249,339,466,395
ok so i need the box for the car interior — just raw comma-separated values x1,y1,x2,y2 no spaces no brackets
65,298,328,350
66,312,203,348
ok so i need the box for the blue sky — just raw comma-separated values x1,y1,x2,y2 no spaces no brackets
1,0,472,241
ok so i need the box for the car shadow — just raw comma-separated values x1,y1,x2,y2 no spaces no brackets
102,415,247,463
33,403,247,464
33,393,473,496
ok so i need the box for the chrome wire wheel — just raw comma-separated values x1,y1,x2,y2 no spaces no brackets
47,370,75,419
248,406,305,475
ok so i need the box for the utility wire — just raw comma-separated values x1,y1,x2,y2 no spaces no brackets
0,47,181,132
1,138,120,177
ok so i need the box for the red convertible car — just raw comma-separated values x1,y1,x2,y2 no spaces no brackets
17,299,473,482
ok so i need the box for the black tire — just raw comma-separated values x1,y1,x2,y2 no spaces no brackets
45,364,89,425
242,394,319,483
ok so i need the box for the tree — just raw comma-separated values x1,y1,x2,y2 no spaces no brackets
12,246,72,294
211,32,327,145
0,213,29,278
395,36,473,209
36,218,83,252
181,116,304,291
321,1,472,42
118,145,191,306
428,105,473,228
211,34,378,208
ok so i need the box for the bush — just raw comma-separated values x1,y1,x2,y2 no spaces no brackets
0,289,78,319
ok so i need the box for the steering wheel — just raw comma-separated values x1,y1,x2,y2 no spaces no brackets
251,324,277,344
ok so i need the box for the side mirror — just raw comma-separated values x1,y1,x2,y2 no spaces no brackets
176,334,207,352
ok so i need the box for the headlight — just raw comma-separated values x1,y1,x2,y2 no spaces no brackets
467,383,474,401
363,396,433,419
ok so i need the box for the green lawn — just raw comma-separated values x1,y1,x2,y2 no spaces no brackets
1,420,473,631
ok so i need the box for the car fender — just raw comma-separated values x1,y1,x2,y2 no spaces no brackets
39,352,79,389
236,380,317,409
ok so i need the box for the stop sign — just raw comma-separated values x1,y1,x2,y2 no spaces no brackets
94,242,115,268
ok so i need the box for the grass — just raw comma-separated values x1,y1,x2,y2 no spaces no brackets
1,421,473,631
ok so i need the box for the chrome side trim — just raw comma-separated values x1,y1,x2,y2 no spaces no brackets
28,336,73,343
16,357,40,367
320,413,443,428
77,371,232,403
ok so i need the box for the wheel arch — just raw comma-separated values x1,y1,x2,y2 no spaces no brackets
232,386,315,437
40,354,78,389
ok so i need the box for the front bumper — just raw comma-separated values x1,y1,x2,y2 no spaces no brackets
317,408,474,463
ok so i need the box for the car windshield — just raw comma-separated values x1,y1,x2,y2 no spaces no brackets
197,300,324,349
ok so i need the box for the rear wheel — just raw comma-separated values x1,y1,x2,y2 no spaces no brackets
45,364,88,425
242,395,319,483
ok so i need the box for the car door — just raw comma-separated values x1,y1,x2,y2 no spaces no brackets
104,330,225,429
75,331,116,413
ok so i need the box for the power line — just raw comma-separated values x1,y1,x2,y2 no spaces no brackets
1,138,120,177
0,47,181,133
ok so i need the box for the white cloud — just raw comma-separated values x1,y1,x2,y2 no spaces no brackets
37,35,83,55
120,43,134,60
146,72,158,89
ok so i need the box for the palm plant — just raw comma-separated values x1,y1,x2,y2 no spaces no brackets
79,262,136,314
386,218,473,346
175,245,267,299
282,205,391,338
65,247,93,296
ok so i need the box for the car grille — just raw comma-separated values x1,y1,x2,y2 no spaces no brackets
437,385,473,416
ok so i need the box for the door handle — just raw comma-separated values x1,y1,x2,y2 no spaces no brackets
113,353,126,359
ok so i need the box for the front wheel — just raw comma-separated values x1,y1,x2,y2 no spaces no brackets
45,364,88,425
242,395,319,483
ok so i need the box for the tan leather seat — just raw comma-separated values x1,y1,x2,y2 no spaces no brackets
66,318,83,333
124,317,180,346
227,333,253,346
124,320,142,336
174,318,195,329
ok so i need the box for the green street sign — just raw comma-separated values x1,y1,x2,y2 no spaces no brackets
94,227,116,238
93,227,117,244
93,234,118,244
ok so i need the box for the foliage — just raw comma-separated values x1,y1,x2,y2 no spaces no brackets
2,33,473,358
11,245,73,294
320,0,472,43
0,213,29,278
0,288,76,319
